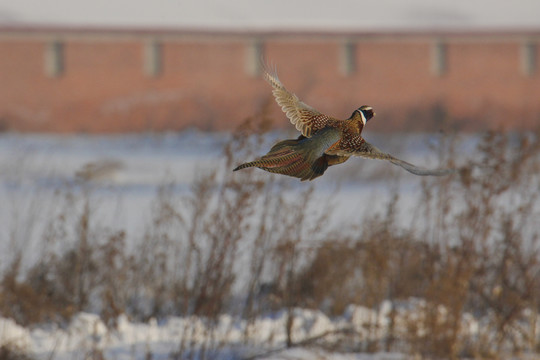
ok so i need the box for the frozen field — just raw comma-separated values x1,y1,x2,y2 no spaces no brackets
0,130,458,229
0,130,456,261
0,130,538,359
0,304,409,360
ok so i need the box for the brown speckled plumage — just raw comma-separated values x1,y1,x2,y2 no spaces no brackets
234,64,454,180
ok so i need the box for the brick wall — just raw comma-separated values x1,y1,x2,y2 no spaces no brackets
0,29,538,133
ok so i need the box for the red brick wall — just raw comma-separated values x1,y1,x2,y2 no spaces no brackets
0,31,538,133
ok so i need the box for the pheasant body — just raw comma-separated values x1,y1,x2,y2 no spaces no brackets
233,128,342,181
233,64,454,180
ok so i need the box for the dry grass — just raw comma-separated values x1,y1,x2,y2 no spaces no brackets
0,344,35,360
0,105,539,359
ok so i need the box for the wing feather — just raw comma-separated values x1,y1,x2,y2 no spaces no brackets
326,135,455,176
262,63,332,137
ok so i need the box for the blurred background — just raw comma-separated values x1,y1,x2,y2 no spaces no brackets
1,1,540,360
0,0,539,133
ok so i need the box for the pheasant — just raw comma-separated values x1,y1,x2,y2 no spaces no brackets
234,65,454,181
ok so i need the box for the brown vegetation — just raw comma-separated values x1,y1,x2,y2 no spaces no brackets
0,110,539,359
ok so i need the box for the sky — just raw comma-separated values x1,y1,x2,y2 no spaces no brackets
0,0,540,32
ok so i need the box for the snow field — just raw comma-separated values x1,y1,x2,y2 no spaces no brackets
1,130,539,359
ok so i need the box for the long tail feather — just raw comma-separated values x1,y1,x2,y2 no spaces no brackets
389,158,456,176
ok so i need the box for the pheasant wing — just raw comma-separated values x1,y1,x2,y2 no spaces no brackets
325,135,455,176
263,64,333,137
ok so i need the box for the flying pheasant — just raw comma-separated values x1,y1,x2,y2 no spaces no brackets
234,65,454,181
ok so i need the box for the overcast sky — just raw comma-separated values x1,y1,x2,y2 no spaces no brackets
1,0,540,31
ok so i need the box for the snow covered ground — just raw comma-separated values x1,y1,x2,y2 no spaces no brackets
2,298,533,360
1,130,538,359
0,299,486,360
0,305,404,360
0,130,458,359
0,130,454,267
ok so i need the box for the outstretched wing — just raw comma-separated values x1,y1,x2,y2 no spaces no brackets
263,64,333,137
325,135,455,176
